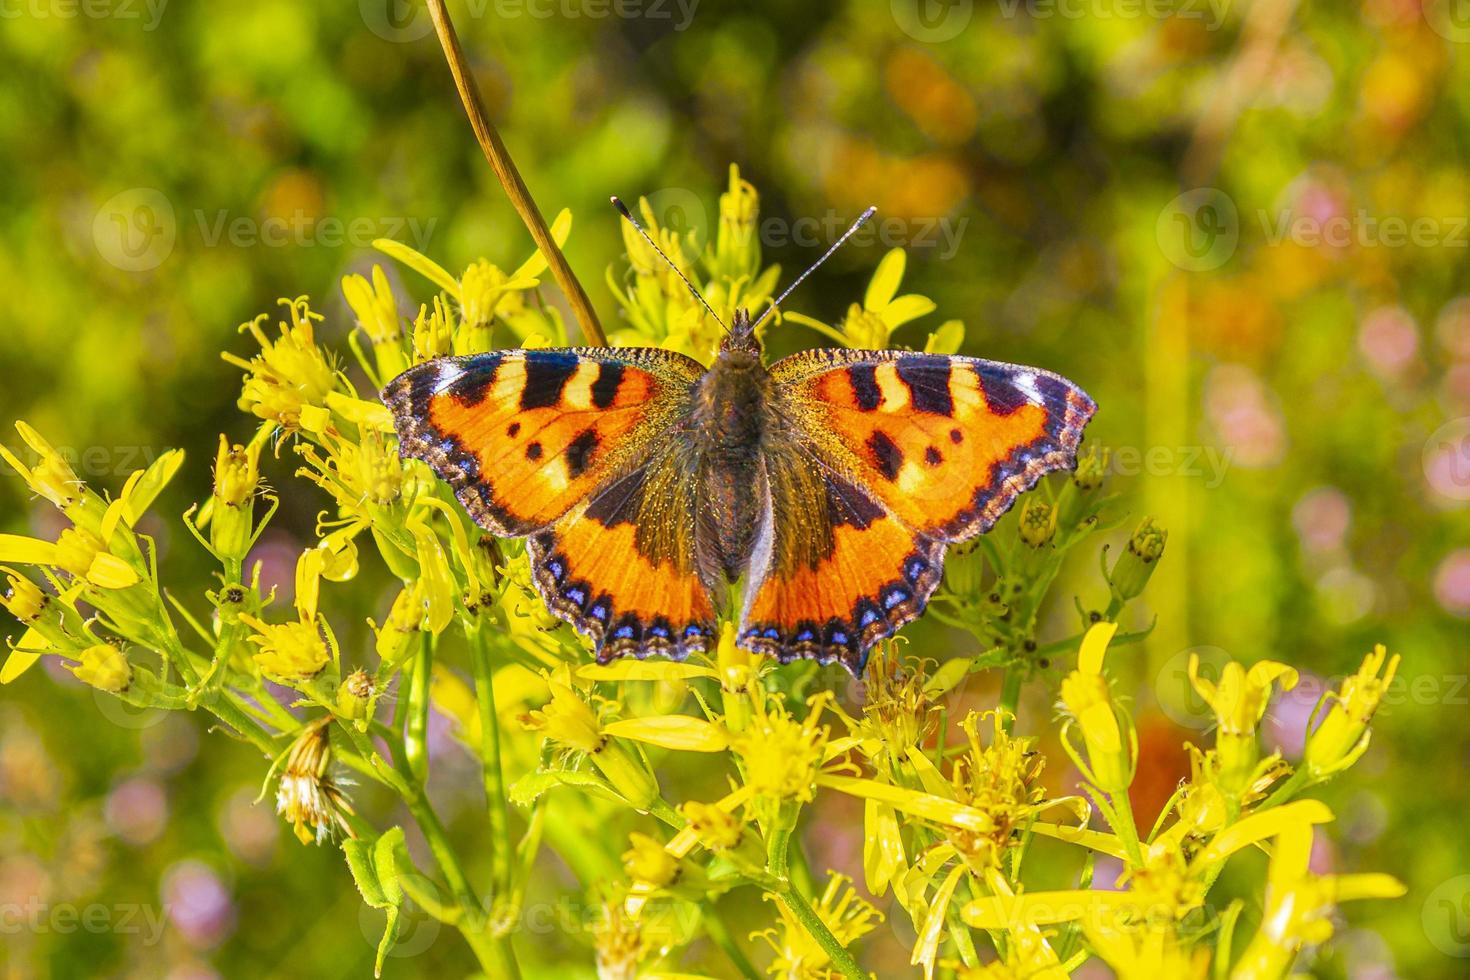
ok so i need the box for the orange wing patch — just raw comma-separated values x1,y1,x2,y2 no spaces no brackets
773,351,1095,542
383,349,700,536
739,483,944,675
528,498,717,661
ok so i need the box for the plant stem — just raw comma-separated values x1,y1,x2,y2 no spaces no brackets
998,665,1023,733
766,825,865,980
468,623,512,895
406,793,521,979
704,903,762,980
424,0,605,346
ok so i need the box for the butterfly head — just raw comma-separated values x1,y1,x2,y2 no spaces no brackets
719,308,762,358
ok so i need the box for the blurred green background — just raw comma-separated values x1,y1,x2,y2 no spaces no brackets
3,0,1469,976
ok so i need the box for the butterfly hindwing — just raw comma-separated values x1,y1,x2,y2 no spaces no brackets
739,448,945,675
384,348,717,659
768,350,1096,541
528,448,717,661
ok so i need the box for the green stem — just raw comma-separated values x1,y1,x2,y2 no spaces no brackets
704,903,762,980
998,665,1023,732
767,825,865,980
468,622,512,895
404,632,432,785
406,793,521,980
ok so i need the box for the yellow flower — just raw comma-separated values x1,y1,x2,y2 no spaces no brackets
241,613,331,680
755,873,882,980
1303,644,1400,778
844,646,939,770
943,711,1049,870
0,421,84,511
51,528,140,589
1,568,48,623
731,690,832,806
212,434,263,507
621,832,679,888
786,247,936,349
222,298,338,431
276,718,356,845
523,664,605,754
1230,818,1405,976
681,799,743,851
1059,622,1133,792
68,643,131,693
591,896,652,980
1188,657,1298,738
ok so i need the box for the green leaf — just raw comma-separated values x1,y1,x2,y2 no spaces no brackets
343,827,408,977
509,767,627,807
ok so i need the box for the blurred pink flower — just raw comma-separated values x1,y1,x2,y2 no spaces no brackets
1358,305,1419,380
161,860,235,949
1204,365,1287,467
1435,297,1470,360
1292,486,1352,554
105,776,168,846
1433,549,1470,617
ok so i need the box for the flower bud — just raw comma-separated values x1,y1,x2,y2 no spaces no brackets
337,669,375,721
1304,645,1399,778
1017,500,1056,549
682,800,743,851
622,832,679,888
69,643,132,693
1109,517,1166,602
2,569,48,624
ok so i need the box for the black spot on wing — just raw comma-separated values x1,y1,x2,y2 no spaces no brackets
826,473,884,529
565,428,600,479
950,428,963,444
585,466,646,528
590,363,625,409
849,364,881,411
449,358,500,408
520,353,581,410
507,422,520,437
925,446,942,466
526,442,543,461
896,358,954,416
867,430,903,481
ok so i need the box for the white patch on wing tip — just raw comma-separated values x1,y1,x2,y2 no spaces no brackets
1013,371,1043,404
433,362,465,393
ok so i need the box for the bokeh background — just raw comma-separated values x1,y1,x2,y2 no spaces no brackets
3,0,1470,976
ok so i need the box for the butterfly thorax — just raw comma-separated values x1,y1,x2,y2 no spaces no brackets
692,335,770,583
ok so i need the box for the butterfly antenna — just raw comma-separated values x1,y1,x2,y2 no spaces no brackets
752,205,877,331
611,196,728,333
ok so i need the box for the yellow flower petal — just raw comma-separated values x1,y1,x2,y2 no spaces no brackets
1078,621,1118,675
327,392,395,433
912,863,965,980
576,661,716,683
817,774,996,832
864,248,906,310
603,715,729,752
407,519,454,634
86,554,140,589
962,888,1144,930
0,534,61,566
1193,799,1333,868
0,630,44,684
374,238,462,299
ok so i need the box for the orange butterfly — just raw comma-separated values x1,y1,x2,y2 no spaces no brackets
383,204,1095,675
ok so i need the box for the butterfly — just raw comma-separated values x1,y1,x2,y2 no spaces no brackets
382,203,1096,676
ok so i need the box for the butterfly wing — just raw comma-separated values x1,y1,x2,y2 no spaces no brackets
738,350,1096,674
384,348,717,659
768,350,1096,541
